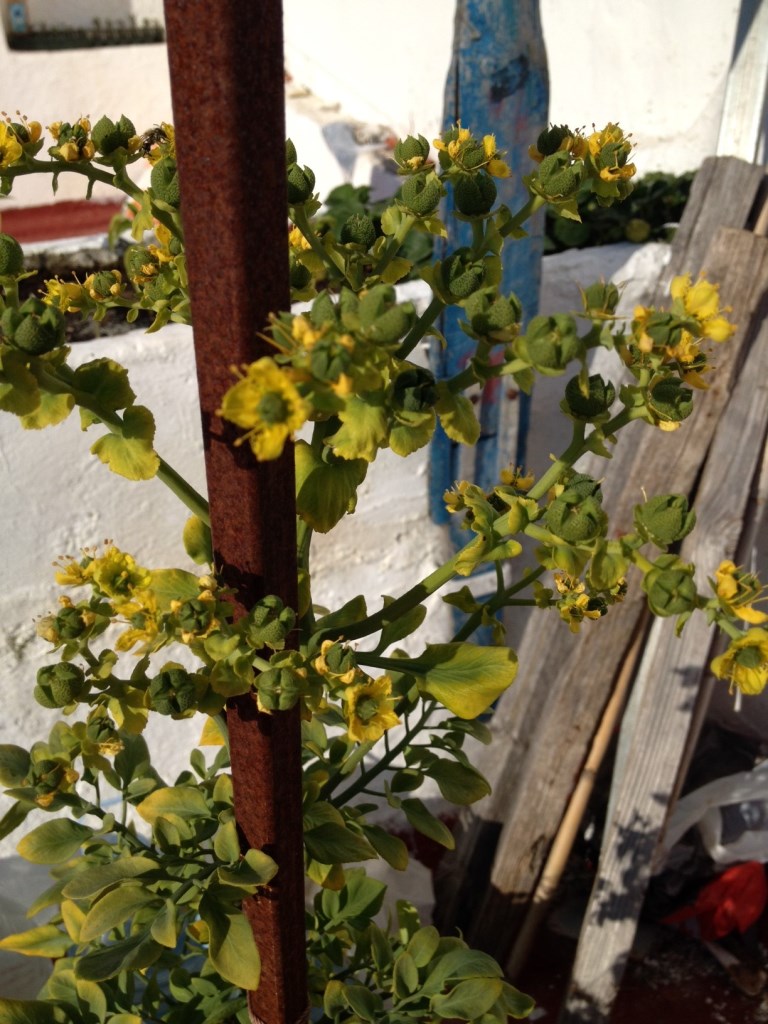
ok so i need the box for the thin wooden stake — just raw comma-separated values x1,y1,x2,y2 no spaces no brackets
506,614,648,981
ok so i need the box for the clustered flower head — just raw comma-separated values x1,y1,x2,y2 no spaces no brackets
434,124,511,179
48,117,95,163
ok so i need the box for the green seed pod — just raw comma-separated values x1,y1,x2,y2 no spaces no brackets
647,376,694,426
453,172,497,216
642,555,698,617
588,541,629,590
581,281,620,317
441,249,485,299
149,667,198,716
151,157,181,207
285,139,297,165
0,233,24,276
545,475,606,544
177,598,216,635
400,173,442,216
35,662,88,708
535,124,573,157
563,374,616,420
91,113,136,154
393,134,431,172
464,288,522,334
124,245,158,282
244,595,296,652
286,162,316,205
522,314,583,375
52,605,91,641
340,213,377,249
634,493,696,549
393,366,437,412
11,298,66,355
537,152,581,199
289,252,312,291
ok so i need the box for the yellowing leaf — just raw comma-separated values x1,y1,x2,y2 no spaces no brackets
415,643,518,718
198,716,226,746
17,819,94,864
72,358,135,413
435,387,480,446
379,257,413,285
0,924,72,958
182,515,213,565
19,390,73,429
90,405,159,480
326,396,388,462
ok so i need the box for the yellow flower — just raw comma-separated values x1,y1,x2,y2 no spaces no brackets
482,134,511,178
344,673,400,743
0,122,22,168
89,546,152,603
711,628,768,695
42,277,87,312
291,314,323,350
669,273,735,343
713,561,768,625
288,225,311,252
499,465,534,491
219,357,307,461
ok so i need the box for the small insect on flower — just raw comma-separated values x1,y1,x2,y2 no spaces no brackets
139,125,168,156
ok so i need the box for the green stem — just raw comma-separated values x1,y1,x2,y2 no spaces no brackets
396,294,445,360
292,206,344,283
450,565,547,642
37,363,210,525
373,213,416,279
327,705,434,804
499,192,547,238
527,420,587,501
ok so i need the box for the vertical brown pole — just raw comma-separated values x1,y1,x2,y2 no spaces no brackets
163,4,308,1023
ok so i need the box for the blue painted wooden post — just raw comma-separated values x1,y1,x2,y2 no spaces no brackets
430,0,549,534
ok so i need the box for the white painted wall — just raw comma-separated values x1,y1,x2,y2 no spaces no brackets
0,0,748,213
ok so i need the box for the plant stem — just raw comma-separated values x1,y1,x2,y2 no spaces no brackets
373,213,416,280
36,363,210,524
292,206,344,283
396,295,445,360
527,420,587,501
450,565,547,642
499,192,547,238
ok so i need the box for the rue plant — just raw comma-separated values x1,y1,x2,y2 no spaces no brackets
0,112,765,1024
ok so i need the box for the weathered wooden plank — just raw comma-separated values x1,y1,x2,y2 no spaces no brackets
433,208,768,960
561,232,768,1023
716,0,768,161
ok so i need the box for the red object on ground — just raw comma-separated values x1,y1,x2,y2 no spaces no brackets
0,200,123,243
663,861,768,940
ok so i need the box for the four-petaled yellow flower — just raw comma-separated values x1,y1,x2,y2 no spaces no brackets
713,560,768,625
500,465,535,491
344,673,400,744
0,122,22,169
711,628,768,695
42,277,87,313
219,356,307,461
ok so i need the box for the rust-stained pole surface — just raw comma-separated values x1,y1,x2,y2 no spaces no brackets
163,4,308,1023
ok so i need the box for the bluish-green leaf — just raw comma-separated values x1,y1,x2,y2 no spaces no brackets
17,819,95,864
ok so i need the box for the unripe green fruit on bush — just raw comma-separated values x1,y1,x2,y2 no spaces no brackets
0,233,24,276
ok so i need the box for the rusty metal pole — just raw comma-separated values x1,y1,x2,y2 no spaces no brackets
163,4,308,1023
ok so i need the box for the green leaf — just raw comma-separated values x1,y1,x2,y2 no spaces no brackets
314,594,367,635
19,390,73,429
0,800,32,842
379,257,413,286
501,982,536,1019
393,951,419,998
0,348,40,416
75,932,162,982
435,386,480,445
147,567,201,612
150,898,178,948
0,924,72,958
415,643,518,719
295,440,368,532
344,984,382,1021
17,819,95,864
183,515,213,565
0,999,61,1024
389,410,435,457
90,405,159,480
0,744,30,786
79,883,158,942
326,395,388,461
62,855,159,900
423,947,503,992
214,818,241,864
361,824,409,870
375,599,427,654
216,850,278,892
72,358,135,412
400,799,454,849
431,978,503,1020
304,822,378,864
136,785,210,825
200,894,261,991
424,760,491,805
407,925,441,968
